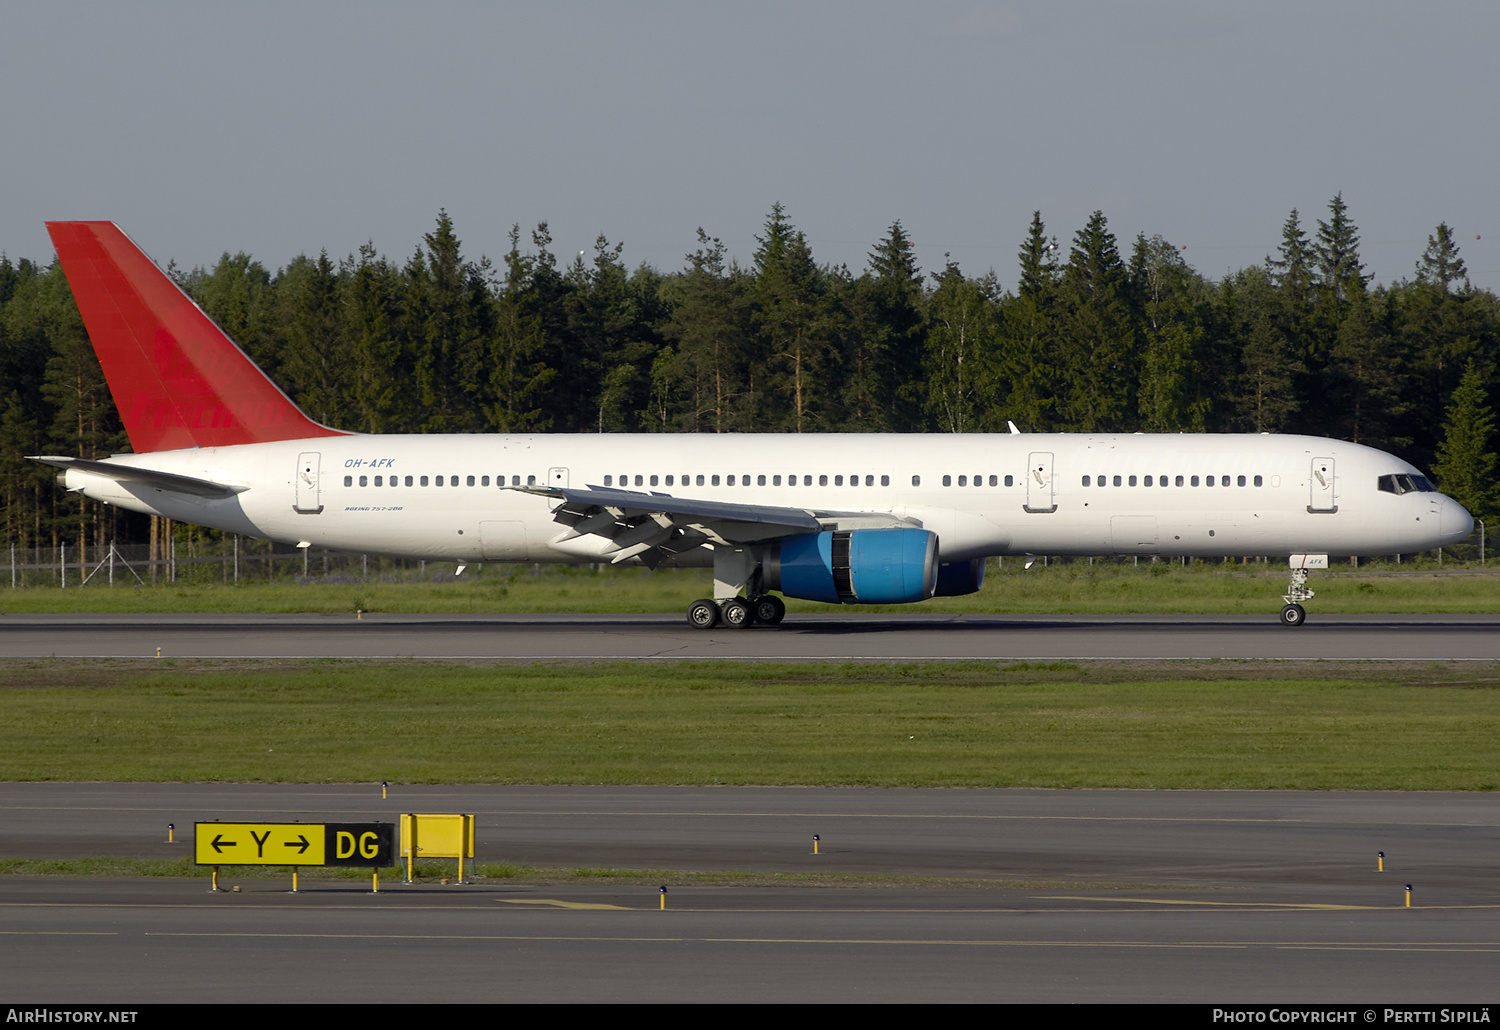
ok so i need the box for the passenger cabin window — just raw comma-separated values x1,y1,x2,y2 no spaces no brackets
912,475,921,487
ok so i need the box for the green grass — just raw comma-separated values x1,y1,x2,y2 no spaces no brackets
2,559,1498,614
0,856,1136,889
3,659,1497,790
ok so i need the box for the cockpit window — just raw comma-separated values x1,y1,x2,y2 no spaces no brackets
1378,474,1437,495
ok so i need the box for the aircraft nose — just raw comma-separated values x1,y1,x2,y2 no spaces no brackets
1440,496,1474,545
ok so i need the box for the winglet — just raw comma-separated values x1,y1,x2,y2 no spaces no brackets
46,221,348,452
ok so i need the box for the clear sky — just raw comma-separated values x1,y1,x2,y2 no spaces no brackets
3,1,1496,289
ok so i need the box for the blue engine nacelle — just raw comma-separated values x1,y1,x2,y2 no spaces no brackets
765,528,938,604
933,557,986,597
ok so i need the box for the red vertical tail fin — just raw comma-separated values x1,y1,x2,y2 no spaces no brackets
46,221,347,452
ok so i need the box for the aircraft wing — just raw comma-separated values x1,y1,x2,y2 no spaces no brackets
509,483,912,566
31,456,248,499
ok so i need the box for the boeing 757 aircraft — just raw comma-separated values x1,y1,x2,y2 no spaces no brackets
34,222,1474,628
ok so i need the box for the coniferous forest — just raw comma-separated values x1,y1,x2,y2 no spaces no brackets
2,195,1497,553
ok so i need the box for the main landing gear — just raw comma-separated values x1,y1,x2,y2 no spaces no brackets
687,545,786,630
685,594,785,630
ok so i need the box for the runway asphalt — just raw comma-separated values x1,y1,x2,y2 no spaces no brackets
2,611,1499,661
2,784,1498,1003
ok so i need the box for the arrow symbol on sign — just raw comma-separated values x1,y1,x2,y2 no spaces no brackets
211,834,236,853
284,835,310,855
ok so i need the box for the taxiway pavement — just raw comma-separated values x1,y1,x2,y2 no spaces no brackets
1,784,1497,1002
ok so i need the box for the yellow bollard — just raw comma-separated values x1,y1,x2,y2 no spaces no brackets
167,823,174,844
813,834,820,855
381,780,388,799
1378,851,1384,872
211,866,219,892
659,886,667,910
372,869,379,893
1405,884,1412,908
156,647,161,658
357,609,363,620
292,867,299,893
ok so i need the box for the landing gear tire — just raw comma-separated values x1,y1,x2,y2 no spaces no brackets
687,598,720,630
720,597,753,629
751,594,786,626
1280,603,1306,627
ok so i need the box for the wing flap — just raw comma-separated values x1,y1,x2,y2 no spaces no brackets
512,483,915,565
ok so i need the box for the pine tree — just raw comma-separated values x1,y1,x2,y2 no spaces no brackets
274,250,349,428
1315,192,1368,305
1432,361,1498,524
1055,211,1136,431
753,204,829,432
1327,291,1402,448
1394,223,1485,465
489,224,557,432
662,230,751,432
1416,223,1469,294
995,212,1060,430
860,220,925,430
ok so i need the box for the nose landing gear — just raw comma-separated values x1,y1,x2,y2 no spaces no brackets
1280,555,1325,627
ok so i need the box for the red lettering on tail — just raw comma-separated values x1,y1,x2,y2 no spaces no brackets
46,222,348,452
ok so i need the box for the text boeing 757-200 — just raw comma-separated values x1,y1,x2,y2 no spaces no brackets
33,221,1474,628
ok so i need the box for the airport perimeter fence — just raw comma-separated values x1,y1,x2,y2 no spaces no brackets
2,538,442,589
4,521,1486,589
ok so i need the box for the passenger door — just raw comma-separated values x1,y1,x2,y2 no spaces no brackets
294,452,323,514
1309,457,1336,513
1024,452,1057,513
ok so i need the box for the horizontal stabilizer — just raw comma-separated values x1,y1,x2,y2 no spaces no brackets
30,456,247,498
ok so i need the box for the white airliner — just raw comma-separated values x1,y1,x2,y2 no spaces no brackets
35,222,1474,628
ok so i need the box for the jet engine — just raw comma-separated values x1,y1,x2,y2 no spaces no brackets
764,528,938,604
933,557,986,597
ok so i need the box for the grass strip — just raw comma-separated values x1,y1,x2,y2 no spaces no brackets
2,659,1498,790
0,857,1154,891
